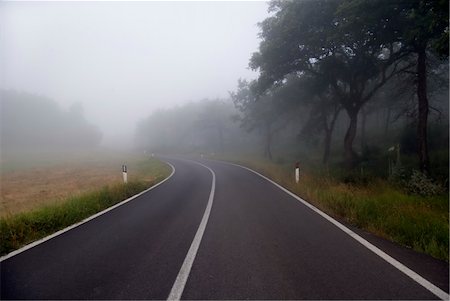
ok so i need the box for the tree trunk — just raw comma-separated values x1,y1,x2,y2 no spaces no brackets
323,129,332,165
417,47,430,174
344,109,358,168
322,106,340,166
360,108,367,152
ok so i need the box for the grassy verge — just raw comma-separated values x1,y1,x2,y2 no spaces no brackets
1,151,167,216
0,157,171,256
220,156,449,262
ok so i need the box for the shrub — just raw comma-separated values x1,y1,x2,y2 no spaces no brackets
405,170,444,196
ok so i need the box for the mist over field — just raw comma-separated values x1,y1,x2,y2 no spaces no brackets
1,0,448,181
0,1,268,151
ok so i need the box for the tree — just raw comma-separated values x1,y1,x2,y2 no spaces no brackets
231,79,290,160
282,74,342,165
303,76,341,165
251,0,411,168
196,100,234,154
401,0,448,174
340,0,449,173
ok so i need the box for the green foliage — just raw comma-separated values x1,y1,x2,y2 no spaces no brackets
246,0,449,170
389,164,446,196
250,0,427,168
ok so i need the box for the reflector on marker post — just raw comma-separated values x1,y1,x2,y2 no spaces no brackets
122,164,128,183
295,162,300,183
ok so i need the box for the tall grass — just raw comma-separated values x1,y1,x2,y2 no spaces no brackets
227,157,449,261
0,158,171,256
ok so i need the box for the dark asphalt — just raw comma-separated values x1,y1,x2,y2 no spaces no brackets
1,158,211,299
182,159,445,300
1,156,448,300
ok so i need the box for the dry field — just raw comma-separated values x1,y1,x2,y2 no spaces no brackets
0,152,155,217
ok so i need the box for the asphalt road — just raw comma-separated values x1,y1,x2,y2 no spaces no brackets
1,156,448,300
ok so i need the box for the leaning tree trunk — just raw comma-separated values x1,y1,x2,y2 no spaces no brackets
322,107,340,166
417,47,430,174
344,108,358,168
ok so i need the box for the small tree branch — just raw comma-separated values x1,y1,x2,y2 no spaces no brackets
362,61,415,103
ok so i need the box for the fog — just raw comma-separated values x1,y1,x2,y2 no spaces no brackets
1,1,269,149
1,0,448,181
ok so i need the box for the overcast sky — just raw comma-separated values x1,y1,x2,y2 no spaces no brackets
1,1,269,147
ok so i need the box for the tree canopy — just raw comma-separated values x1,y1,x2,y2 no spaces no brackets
249,0,449,169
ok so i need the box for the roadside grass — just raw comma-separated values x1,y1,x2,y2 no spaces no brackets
219,156,449,261
0,157,171,256
0,151,167,216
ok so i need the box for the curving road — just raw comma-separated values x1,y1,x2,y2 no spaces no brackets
1,156,448,300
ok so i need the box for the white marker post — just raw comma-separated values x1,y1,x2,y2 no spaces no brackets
122,164,128,184
295,162,300,183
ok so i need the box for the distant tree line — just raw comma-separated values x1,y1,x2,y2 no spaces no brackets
135,100,257,155
1,90,102,154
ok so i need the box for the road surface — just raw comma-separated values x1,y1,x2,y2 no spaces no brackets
1,156,448,300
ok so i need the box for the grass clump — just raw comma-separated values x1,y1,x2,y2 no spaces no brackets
0,158,171,256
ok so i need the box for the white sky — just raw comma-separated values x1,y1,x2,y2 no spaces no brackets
0,1,269,147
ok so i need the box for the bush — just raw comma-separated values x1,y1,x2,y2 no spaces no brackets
405,170,444,196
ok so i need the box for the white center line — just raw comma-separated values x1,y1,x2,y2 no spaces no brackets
167,160,216,301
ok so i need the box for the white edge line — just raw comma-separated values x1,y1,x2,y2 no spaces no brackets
167,160,216,301
220,160,449,301
0,161,176,262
